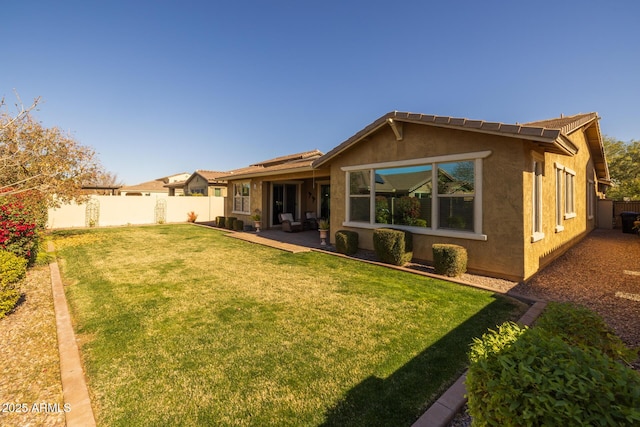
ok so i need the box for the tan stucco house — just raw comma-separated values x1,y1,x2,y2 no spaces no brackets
172,170,228,197
312,111,609,281
220,150,330,229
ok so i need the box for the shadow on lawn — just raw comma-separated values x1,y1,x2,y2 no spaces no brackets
320,297,527,427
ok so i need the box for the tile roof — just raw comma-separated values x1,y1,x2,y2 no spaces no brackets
218,150,325,180
251,150,323,167
312,111,605,177
195,170,227,182
522,112,598,135
120,179,169,192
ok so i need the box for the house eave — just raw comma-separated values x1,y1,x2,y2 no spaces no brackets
222,165,329,181
312,112,583,168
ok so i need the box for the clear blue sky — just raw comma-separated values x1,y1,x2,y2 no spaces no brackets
3,1,639,185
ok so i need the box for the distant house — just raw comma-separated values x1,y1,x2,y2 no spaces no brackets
219,150,330,228
179,170,228,197
120,179,170,196
120,173,190,196
312,111,610,281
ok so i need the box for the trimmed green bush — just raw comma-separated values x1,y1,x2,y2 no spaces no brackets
373,228,412,266
432,243,467,277
225,217,237,230
215,216,225,228
467,313,640,426
535,302,637,363
233,219,244,231
0,250,27,318
335,230,358,255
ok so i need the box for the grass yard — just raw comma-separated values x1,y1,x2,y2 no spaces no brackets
53,225,527,426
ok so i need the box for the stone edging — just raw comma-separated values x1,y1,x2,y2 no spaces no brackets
48,243,97,427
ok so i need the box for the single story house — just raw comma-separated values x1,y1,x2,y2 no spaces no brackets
312,111,609,282
220,150,330,228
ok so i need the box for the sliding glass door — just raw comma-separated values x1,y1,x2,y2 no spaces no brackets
272,183,299,226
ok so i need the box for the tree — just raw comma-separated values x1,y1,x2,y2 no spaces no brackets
1,93,102,207
603,136,640,200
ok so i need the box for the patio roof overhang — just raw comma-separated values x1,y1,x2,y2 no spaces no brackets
219,164,330,181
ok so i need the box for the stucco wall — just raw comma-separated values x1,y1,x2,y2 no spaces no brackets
47,195,224,229
325,121,604,281
327,123,528,281
522,129,599,279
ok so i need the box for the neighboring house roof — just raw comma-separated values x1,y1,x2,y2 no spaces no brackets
156,172,190,183
195,170,228,182
178,170,228,189
218,150,324,180
120,179,169,193
312,111,609,181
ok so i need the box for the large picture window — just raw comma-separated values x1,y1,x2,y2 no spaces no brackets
373,165,432,227
233,182,250,214
349,170,371,222
437,161,474,231
343,151,489,240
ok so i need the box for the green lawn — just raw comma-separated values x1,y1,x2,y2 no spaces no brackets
53,225,527,426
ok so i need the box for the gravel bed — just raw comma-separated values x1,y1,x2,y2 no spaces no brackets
512,229,640,350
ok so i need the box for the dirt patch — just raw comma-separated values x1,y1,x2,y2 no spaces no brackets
0,266,66,427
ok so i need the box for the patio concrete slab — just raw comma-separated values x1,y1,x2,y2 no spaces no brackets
225,230,313,253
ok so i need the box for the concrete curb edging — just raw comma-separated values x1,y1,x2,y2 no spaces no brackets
411,301,548,427
48,243,97,427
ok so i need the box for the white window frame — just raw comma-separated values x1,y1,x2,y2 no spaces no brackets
531,153,545,242
555,163,564,232
587,179,594,219
342,151,490,241
564,167,576,219
232,181,251,214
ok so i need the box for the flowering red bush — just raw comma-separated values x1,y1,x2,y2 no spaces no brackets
0,190,44,262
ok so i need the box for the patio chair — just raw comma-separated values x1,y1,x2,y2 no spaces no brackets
304,211,319,230
279,212,303,232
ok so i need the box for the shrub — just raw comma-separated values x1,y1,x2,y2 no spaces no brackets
467,312,640,427
535,302,637,363
373,228,412,266
0,250,27,318
432,244,467,277
233,219,244,231
0,190,44,262
216,216,226,228
226,217,237,230
187,211,198,223
335,230,358,255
